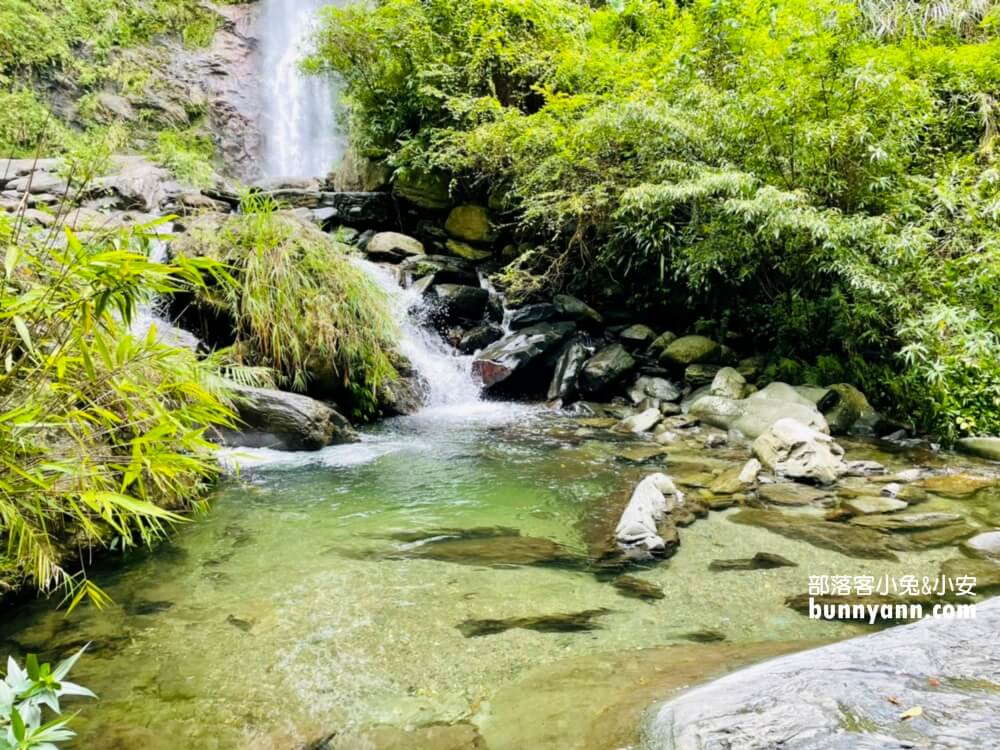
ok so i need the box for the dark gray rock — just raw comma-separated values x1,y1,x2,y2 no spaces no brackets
644,598,1000,749
457,323,504,354
425,284,489,325
547,337,592,401
619,324,658,347
578,344,636,397
318,191,395,227
509,303,559,329
472,322,576,393
220,386,356,451
553,294,603,325
400,254,479,287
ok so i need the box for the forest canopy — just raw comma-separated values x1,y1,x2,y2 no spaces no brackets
311,0,1000,441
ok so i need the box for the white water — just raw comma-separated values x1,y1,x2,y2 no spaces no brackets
258,0,347,177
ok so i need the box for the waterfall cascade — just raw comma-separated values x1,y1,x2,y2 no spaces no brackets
258,0,347,177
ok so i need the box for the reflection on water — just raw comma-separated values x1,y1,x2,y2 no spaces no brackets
1,409,994,749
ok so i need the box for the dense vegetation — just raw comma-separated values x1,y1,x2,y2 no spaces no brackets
0,0,223,176
0,211,237,607
312,0,1000,440
171,196,400,418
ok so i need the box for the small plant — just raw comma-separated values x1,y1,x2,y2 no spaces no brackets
0,647,94,750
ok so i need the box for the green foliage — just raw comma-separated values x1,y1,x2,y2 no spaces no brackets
173,194,400,418
151,127,217,187
0,647,94,750
316,0,1000,439
0,215,237,606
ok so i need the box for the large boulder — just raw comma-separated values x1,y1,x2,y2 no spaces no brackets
957,437,1000,462
444,204,493,243
547,338,592,401
709,367,750,400
399,255,479,286
577,344,636,397
688,393,829,439
660,335,720,367
457,323,504,354
318,191,394,227
628,376,681,404
509,303,558,329
619,324,657,347
553,294,603,326
472,322,576,393
819,383,879,435
753,418,846,485
445,239,492,261
393,170,451,210
365,231,425,262
221,386,357,451
615,473,684,555
646,598,1000,749
329,149,390,192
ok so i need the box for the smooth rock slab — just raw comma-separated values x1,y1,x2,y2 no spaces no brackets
644,598,1000,750
957,437,1000,462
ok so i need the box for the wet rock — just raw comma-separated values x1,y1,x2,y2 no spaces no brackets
684,363,721,387
703,433,727,449
457,323,503,354
841,496,908,515
553,294,603,325
739,458,762,484
956,437,1000,462
646,598,1000,750
885,522,979,550
219,386,356,451
818,383,879,435
457,608,613,637
473,322,576,393
921,473,996,499
758,483,833,506
379,365,428,416
400,534,586,570
425,284,489,325
729,509,898,559
628,376,681,404
612,408,662,434
842,459,886,477
612,445,671,463
509,303,558,329
941,557,1000,592
578,344,636,397
753,418,846,485
619,324,657,347
611,575,665,601
444,204,493,243
963,531,1000,561
350,723,488,750
679,628,727,643
386,526,522,543
365,231,425,262
849,511,964,531
225,614,254,632
445,239,492,261
709,552,797,571
659,335,720,367
708,466,746,495
615,473,684,555
575,417,619,429
400,254,479,286
709,367,750,400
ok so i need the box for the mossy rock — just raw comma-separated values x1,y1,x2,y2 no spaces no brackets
446,238,492,260
445,204,494,242
393,169,451,210
660,335,721,367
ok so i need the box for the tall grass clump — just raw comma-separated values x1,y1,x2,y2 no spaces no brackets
172,194,399,417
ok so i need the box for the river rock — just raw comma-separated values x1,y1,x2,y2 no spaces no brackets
445,239,492,261
729,509,897,559
841,496,908,515
393,169,450,210
425,284,489,325
645,598,1000,750
628,376,681,404
688,393,828,440
612,408,662,434
365,231,425,262
553,294,603,325
457,323,503,354
577,344,636,397
921,473,996,498
962,531,1000,561
758,482,832,506
221,386,356,451
444,204,493,242
819,383,879,435
619,324,657,347
941,557,1000,592
647,331,677,353
318,191,395,227
709,366,749,400
709,552,797,571
611,575,665,601
472,322,576,392
660,335,720,367
684,363,721,387
400,255,479,286
457,608,612,638
547,338,592,401
615,473,684,555
753,418,845,485
509,303,558,329
849,511,964,531
956,437,1000,461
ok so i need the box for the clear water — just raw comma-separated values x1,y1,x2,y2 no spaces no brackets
258,0,347,177
4,408,991,749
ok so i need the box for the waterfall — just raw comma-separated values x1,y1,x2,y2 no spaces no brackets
357,260,486,413
258,0,347,177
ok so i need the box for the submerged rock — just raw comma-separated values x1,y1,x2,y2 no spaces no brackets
457,608,613,637
729,509,898,560
219,386,356,451
758,482,832,506
752,418,846,485
679,628,727,643
645,598,1000,750
849,511,964,531
611,575,665,601
921,473,996,499
709,552,797,571
840,496,908,515
963,530,1000,561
